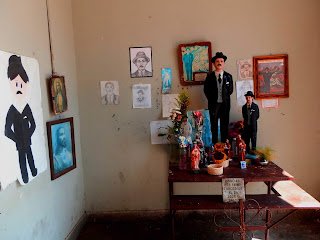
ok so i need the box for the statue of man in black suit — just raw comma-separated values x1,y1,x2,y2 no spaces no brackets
242,91,260,153
5,55,37,184
204,52,233,144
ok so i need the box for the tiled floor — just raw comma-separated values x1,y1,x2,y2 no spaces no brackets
77,210,320,240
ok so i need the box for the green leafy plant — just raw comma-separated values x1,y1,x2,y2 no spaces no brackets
254,147,274,161
169,91,190,137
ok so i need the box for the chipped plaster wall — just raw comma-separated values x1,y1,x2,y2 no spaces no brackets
72,0,320,212
0,1,85,239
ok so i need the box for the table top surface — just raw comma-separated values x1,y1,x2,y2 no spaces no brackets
168,161,294,183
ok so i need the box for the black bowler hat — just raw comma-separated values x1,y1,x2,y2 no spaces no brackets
211,52,227,63
244,91,255,98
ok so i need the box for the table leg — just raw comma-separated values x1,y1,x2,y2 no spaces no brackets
264,209,271,240
169,182,175,240
267,181,272,194
239,199,246,240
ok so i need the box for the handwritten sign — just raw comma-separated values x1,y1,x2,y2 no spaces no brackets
222,178,245,203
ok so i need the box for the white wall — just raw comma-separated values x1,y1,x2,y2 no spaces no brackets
72,0,320,212
0,1,85,239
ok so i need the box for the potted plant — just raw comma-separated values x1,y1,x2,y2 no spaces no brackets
254,147,274,165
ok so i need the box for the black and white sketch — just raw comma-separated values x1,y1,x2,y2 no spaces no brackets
236,80,254,106
100,81,120,105
129,47,153,78
132,84,151,108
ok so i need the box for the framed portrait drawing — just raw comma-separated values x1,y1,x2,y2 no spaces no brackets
46,117,76,180
49,75,68,114
178,42,212,86
253,54,289,99
129,47,153,78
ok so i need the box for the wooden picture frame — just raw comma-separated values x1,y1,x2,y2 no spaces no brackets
50,75,68,114
46,117,76,180
178,42,212,86
253,54,289,99
129,47,153,78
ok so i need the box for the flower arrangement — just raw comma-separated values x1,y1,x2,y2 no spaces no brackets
192,111,203,132
254,146,274,161
168,91,191,146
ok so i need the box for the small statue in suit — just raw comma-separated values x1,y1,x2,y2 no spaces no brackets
204,52,234,144
242,91,260,153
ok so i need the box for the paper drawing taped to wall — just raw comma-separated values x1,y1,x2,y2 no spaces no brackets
0,50,47,189
132,84,151,108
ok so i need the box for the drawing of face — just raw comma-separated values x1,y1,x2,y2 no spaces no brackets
137,90,144,102
135,58,148,71
105,82,114,94
214,58,225,71
10,74,28,102
57,127,67,148
243,63,250,71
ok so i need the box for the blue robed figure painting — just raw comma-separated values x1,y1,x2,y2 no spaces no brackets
181,45,210,81
187,109,212,147
51,121,73,174
161,68,172,93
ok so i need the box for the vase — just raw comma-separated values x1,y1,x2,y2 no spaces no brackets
178,147,188,170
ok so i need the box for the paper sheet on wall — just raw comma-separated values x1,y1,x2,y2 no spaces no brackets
162,94,179,118
0,50,47,189
237,58,253,80
150,120,173,144
100,80,120,105
132,84,151,108
262,98,279,108
236,80,254,106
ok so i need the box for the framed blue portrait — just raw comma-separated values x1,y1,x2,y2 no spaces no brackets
178,42,212,86
46,117,76,180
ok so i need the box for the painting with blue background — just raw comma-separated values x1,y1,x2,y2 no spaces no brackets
187,109,212,147
161,68,172,93
51,122,73,173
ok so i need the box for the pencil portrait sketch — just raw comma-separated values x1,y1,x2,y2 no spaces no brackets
100,81,120,105
129,47,153,78
132,84,151,108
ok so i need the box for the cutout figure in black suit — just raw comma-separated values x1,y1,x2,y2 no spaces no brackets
5,55,37,184
204,52,233,144
242,91,260,153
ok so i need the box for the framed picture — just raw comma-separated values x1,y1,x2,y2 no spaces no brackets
49,75,68,114
129,47,153,78
253,54,289,99
178,42,212,86
46,117,76,180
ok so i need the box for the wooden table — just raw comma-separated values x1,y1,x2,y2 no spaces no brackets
168,161,320,240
